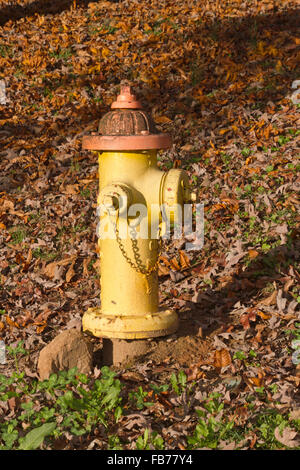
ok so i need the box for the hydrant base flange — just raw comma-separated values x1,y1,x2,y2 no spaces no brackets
82,307,178,339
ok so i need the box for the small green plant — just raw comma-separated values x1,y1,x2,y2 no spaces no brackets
244,184,252,195
0,45,12,57
49,47,72,62
191,63,204,85
241,147,251,157
129,386,154,410
187,413,234,449
43,87,53,98
10,228,27,244
136,428,150,450
6,341,29,374
277,135,290,146
32,248,57,261
72,224,88,233
285,323,300,340
268,384,278,395
170,370,187,396
249,349,257,358
0,366,124,450
261,242,271,252
108,434,123,450
254,409,290,449
1,422,19,449
233,350,247,361
71,157,80,172
233,350,260,367
80,188,91,198
136,429,164,450
149,383,169,397
18,422,56,450
221,152,231,166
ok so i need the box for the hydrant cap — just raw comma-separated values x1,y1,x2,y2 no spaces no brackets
111,85,143,109
82,84,172,151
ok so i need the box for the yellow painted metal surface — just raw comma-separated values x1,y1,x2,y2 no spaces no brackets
83,307,178,339
82,149,191,339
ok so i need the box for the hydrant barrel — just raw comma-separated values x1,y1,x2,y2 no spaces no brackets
82,85,193,339
98,150,160,318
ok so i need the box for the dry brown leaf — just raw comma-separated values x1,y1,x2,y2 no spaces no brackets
158,264,170,276
169,270,185,282
57,256,77,267
82,257,90,277
34,309,52,323
35,322,47,334
65,261,76,283
179,250,190,269
289,409,300,421
44,261,58,279
260,290,277,306
63,184,79,195
120,371,145,382
169,257,181,271
5,315,19,329
0,198,14,213
240,310,257,330
15,253,24,265
44,256,76,279
254,324,266,343
154,115,172,124
213,349,231,369
26,248,32,264
92,259,100,271
170,288,179,297
274,426,300,448
246,376,263,388
220,441,236,450
248,249,259,259
8,396,18,412
181,144,193,152
159,255,171,267
256,310,272,320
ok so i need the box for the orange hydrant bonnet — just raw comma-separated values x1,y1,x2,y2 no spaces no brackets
82,85,172,151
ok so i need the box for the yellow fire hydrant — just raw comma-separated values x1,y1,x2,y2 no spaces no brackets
82,85,194,340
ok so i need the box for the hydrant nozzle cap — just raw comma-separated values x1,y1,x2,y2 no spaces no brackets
111,85,143,109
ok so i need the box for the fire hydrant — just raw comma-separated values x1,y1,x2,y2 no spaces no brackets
82,85,195,340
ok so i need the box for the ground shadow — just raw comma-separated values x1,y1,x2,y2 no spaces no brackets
1,6,299,147
159,6,300,133
95,237,299,368
175,235,299,340
0,0,119,27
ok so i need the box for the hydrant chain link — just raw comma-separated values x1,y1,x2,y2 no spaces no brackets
110,213,162,276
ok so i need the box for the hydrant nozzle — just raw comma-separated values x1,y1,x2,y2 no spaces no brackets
82,84,194,340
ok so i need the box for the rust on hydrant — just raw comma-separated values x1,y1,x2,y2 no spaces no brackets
83,85,171,151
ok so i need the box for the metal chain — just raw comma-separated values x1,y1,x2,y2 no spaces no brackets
110,213,162,276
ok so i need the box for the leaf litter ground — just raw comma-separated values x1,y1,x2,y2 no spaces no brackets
0,0,299,450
